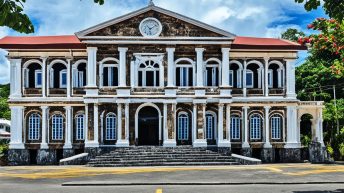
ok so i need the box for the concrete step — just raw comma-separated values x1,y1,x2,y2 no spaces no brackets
89,158,236,163
88,162,239,167
90,155,233,161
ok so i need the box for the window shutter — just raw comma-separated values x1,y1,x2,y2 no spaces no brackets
49,68,54,88
72,68,77,88
24,69,29,88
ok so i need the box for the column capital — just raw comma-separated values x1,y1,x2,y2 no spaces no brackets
118,47,128,52
63,106,72,110
166,47,176,52
221,48,231,53
40,56,48,61
40,106,49,110
195,48,205,52
263,57,270,62
264,106,271,110
87,47,98,52
242,106,250,110
218,103,225,107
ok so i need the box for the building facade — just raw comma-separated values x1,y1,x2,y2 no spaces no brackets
0,4,324,165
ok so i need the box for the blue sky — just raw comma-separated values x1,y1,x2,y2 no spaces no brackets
0,0,326,84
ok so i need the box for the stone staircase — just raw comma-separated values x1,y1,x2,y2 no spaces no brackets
87,146,240,167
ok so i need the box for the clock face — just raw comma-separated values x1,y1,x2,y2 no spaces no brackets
139,18,162,37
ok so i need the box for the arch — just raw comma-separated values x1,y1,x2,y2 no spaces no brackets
229,60,243,88
205,58,222,65
23,59,43,69
268,60,285,88
100,58,119,87
138,60,161,87
299,113,314,146
246,60,264,69
99,57,120,65
135,103,162,144
175,58,195,65
48,59,68,68
73,59,87,68
48,59,68,89
205,58,220,87
268,60,284,70
229,60,243,70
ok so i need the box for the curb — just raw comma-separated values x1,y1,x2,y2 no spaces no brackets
62,182,344,186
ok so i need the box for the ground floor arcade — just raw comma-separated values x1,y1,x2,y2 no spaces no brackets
8,101,324,165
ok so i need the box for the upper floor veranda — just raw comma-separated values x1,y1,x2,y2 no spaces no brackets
7,45,298,101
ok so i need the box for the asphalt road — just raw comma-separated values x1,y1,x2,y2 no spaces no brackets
0,164,343,193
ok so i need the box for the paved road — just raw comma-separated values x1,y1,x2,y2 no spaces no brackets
0,164,343,193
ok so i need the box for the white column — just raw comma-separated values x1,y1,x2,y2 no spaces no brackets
264,106,272,148
167,48,175,87
86,47,98,96
41,57,47,97
226,104,231,143
285,59,297,98
217,103,230,147
285,106,300,148
192,104,197,143
243,60,247,97
117,104,122,142
221,48,230,87
40,106,49,149
93,104,99,146
242,106,250,148
316,107,324,146
163,103,168,142
195,48,205,87
9,59,22,98
118,47,128,87
125,103,129,142
66,59,72,98
9,106,25,149
64,106,72,149
85,104,89,143
264,57,269,97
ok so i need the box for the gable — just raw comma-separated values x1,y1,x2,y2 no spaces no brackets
76,6,235,38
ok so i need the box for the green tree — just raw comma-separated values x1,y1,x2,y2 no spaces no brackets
0,0,104,34
281,28,305,42
295,0,344,21
0,84,10,120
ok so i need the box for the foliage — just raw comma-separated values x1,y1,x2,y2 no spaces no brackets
0,84,10,120
0,141,9,161
326,144,334,156
281,28,306,42
295,0,344,21
298,18,344,76
0,0,34,34
0,0,104,34
301,134,312,147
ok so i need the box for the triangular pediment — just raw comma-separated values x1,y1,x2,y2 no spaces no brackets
76,5,236,38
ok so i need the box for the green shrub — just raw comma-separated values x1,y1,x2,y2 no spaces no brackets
327,144,334,156
0,141,9,161
339,143,344,159
301,134,312,147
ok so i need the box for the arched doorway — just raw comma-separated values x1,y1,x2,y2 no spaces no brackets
137,106,160,145
300,114,313,147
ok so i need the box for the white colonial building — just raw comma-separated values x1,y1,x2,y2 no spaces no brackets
0,3,324,165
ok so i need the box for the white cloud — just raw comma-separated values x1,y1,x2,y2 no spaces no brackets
0,0,315,84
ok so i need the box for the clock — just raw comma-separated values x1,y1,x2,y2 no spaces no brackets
139,17,162,37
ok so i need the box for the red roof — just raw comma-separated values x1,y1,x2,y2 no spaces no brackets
0,35,305,50
232,36,306,50
0,35,85,49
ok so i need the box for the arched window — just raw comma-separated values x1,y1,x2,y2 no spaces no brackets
230,115,241,140
178,113,189,140
75,114,85,140
176,59,194,87
106,113,116,140
250,114,262,140
28,113,40,140
246,61,263,89
23,60,42,89
49,61,67,89
229,60,243,88
73,61,87,88
205,59,220,87
138,60,160,87
271,114,282,139
52,114,64,140
205,112,216,140
268,61,285,88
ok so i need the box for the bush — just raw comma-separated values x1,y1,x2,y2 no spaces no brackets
301,134,312,147
0,141,9,165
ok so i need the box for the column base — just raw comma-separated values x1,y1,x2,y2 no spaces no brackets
117,88,131,96
165,88,177,96
309,142,328,163
217,140,231,147
261,148,273,163
37,149,56,165
85,88,98,96
9,143,25,149
116,140,130,147
85,142,99,148
163,140,177,147
284,142,301,149
241,147,252,157
279,148,302,163
220,88,232,96
8,149,30,165
193,139,207,147
194,88,205,96
40,143,49,149
242,142,250,148
263,143,272,148
63,143,73,149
